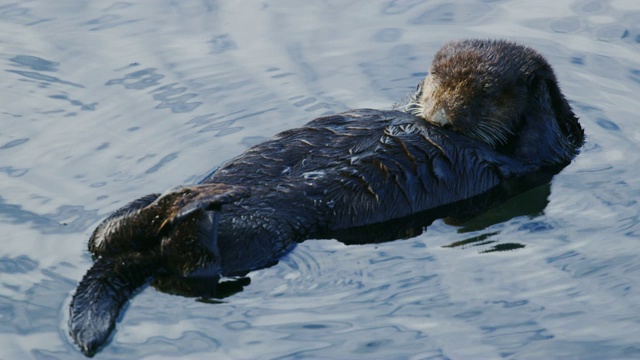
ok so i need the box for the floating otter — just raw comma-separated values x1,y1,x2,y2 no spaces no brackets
68,39,584,356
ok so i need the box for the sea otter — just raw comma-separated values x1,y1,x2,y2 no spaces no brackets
68,39,584,356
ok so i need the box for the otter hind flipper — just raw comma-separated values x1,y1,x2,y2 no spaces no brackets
88,193,161,257
163,183,250,223
155,184,250,277
69,254,158,357
70,183,249,355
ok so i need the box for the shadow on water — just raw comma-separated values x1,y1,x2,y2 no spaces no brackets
151,275,251,303
443,183,551,253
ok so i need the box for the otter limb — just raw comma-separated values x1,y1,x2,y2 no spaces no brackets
69,184,249,356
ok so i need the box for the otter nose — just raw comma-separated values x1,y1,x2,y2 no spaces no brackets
430,108,451,128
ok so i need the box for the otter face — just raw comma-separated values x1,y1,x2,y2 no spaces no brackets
409,39,555,149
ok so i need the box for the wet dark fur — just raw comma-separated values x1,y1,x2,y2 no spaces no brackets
69,39,584,356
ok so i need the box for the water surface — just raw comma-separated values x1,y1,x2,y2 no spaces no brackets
2,1,640,359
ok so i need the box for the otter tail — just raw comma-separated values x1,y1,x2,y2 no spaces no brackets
69,183,250,356
69,254,158,357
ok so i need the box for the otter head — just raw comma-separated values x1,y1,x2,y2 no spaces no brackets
408,39,584,167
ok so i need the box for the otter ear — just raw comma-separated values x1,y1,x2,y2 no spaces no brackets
526,73,537,87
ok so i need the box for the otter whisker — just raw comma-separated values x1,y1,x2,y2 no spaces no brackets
483,116,515,135
490,122,515,140
470,125,497,148
402,89,428,118
480,123,507,144
478,117,515,145
406,101,424,118
476,123,499,145
483,124,507,147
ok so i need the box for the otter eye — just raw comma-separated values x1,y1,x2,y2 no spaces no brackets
415,83,422,93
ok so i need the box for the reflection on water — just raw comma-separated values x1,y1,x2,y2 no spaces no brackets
152,275,251,303
1,0,640,359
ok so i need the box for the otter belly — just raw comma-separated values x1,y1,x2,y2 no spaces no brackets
206,109,536,275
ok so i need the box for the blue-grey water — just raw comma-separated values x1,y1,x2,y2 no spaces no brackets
1,1,640,359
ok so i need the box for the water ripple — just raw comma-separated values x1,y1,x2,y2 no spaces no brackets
2,1,640,359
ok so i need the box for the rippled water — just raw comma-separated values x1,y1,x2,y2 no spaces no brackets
2,1,640,359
